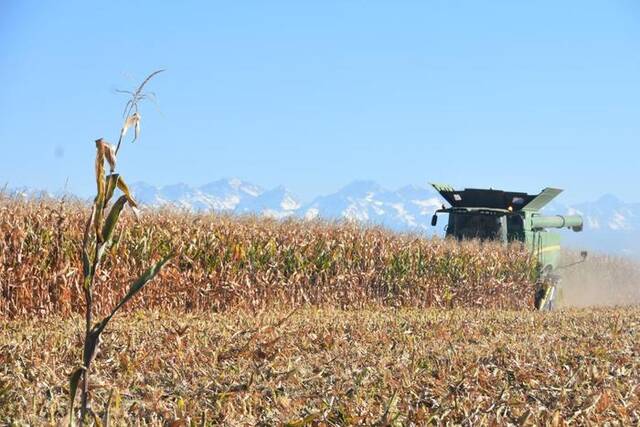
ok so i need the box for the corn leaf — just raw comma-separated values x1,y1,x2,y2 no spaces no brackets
94,139,106,198
85,253,173,364
82,248,91,279
68,366,84,426
94,196,105,243
104,174,120,206
102,195,128,245
97,193,127,264
93,140,106,242
134,115,140,141
103,141,117,173
83,326,101,369
116,176,138,208
96,243,107,265
131,206,141,221
120,112,141,144
109,253,173,317
82,205,96,252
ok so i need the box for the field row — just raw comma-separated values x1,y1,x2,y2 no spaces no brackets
0,196,536,317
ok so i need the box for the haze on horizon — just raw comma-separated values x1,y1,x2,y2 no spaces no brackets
1,1,639,205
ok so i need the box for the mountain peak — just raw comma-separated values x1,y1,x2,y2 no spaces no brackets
228,177,243,188
595,193,623,206
338,180,383,195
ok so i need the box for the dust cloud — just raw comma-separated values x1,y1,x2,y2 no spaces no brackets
557,251,640,308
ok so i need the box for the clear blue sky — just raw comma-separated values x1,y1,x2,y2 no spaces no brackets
1,1,639,204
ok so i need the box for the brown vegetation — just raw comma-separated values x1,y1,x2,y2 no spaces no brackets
2,307,639,425
0,195,537,318
2,196,640,424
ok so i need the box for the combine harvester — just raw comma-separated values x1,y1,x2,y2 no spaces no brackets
430,184,586,310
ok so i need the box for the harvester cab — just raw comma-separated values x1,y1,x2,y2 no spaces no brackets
430,183,585,311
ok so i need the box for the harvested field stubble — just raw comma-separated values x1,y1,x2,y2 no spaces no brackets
0,196,537,317
1,307,639,425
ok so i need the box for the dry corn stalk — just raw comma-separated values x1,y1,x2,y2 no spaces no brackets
66,70,170,426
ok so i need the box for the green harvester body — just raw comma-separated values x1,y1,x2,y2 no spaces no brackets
430,183,584,310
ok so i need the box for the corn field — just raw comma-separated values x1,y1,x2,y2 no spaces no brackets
2,307,639,424
3,194,640,425
0,194,538,318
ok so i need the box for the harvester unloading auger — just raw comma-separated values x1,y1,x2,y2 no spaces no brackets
430,184,586,310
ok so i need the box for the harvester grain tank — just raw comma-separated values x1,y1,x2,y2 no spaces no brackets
430,184,585,310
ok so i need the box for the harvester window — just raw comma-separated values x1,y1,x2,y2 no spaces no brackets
507,215,525,241
448,213,503,241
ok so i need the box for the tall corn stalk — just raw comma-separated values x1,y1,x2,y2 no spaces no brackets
68,70,172,425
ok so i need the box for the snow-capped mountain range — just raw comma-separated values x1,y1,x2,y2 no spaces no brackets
130,179,444,231
123,178,640,257
8,179,639,256
550,195,640,257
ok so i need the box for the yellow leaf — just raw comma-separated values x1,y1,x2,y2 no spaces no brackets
120,112,141,143
94,139,107,241
104,173,120,206
94,139,106,199
103,141,117,173
116,176,138,208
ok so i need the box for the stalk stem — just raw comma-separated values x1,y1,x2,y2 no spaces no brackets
80,225,101,425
